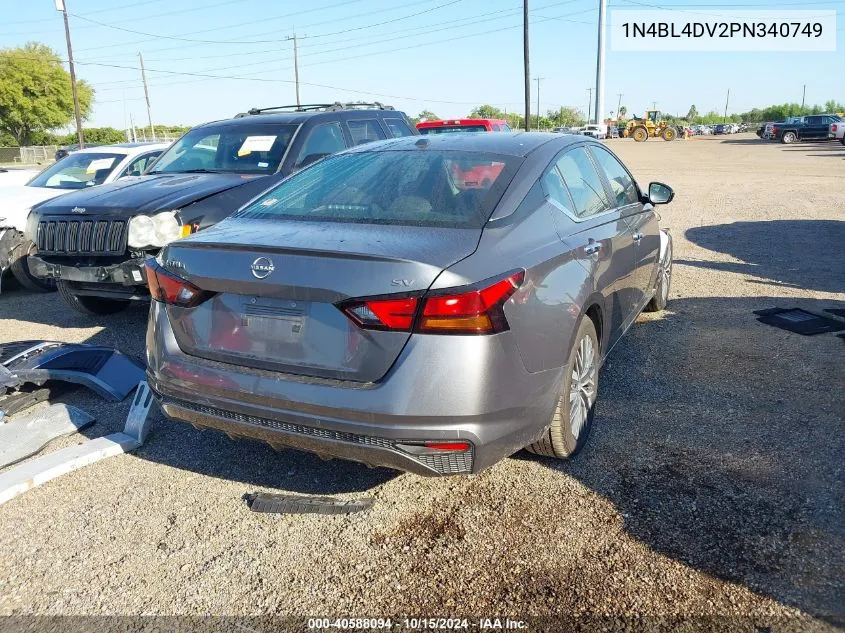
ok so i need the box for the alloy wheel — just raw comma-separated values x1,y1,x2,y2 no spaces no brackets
569,335,597,439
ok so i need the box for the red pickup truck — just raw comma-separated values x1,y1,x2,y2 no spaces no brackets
416,118,511,134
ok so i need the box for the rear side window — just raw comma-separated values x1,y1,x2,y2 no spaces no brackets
235,150,522,228
554,147,611,218
501,124,512,132
294,122,347,170
588,146,639,207
384,118,414,137
347,119,386,145
541,166,575,215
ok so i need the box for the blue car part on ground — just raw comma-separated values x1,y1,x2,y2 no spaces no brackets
0,341,145,402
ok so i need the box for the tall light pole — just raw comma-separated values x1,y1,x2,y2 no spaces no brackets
586,88,593,123
616,93,623,120
534,77,544,130
286,34,301,107
57,0,84,148
523,0,531,131
801,84,806,111
138,52,156,141
723,89,730,122
594,0,607,126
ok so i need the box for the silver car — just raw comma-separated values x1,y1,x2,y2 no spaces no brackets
145,133,674,476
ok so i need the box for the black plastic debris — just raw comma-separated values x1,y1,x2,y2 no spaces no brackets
754,308,845,336
243,493,374,515
1,341,145,401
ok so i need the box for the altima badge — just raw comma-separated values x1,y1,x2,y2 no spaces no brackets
250,256,275,279
70,206,86,214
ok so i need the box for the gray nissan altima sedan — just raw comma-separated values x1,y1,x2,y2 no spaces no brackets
145,132,674,476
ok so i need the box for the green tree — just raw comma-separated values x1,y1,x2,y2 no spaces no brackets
56,127,127,145
0,42,94,146
468,104,506,119
686,105,698,121
618,105,627,119
416,109,439,123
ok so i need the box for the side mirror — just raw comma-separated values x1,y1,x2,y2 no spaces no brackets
648,182,674,205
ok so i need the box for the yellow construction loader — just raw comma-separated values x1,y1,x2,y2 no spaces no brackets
624,110,677,141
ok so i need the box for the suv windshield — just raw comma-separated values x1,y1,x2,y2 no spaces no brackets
149,123,298,175
28,152,126,189
235,150,521,228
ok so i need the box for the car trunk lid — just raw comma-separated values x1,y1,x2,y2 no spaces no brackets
160,218,481,382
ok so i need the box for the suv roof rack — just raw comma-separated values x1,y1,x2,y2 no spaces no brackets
235,102,395,117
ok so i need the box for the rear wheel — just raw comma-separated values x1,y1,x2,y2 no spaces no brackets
57,280,130,316
645,238,672,312
527,318,599,459
632,127,648,142
9,241,56,292
662,127,677,141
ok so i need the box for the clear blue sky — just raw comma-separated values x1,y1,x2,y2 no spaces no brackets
2,0,843,130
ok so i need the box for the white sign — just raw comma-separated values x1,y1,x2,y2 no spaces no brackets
237,135,277,156
86,158,116,173
55,0,65,11
611,10,836,52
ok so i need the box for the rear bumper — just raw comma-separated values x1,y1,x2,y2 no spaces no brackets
28,255,150,299
146,301,562,476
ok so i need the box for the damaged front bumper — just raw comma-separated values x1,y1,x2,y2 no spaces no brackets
28,255,150,299
0,228,24,276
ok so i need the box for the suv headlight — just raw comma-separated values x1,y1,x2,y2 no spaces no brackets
127,211,182,249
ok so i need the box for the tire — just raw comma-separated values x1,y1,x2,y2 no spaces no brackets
645,237,672,312
57,280,130,316
632,127,648,142
9,241,56,292
662,127,677,141
840,136,845,146
526,317,600,459
781,131,797,144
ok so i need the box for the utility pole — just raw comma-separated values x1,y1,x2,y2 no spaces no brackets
523,0,531,131
57,0,84,148
652,101,657,110
138,52,156,141
723,89,730,122
594,0,607,127
286,34,301,107
586,88,593,124
129,112,137,143
616,93,623,120
801,84,806,110
534,77,544,130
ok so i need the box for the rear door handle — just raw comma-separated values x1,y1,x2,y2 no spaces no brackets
584,241,602,255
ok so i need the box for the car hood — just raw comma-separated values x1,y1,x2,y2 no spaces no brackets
0,186,68,230
31,172,266,219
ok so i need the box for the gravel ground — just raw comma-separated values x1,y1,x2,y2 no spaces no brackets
0,134,843,630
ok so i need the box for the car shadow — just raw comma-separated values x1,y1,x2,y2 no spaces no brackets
681,220,845,294
518,295,845,622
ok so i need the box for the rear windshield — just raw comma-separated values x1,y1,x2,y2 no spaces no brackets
28,153,126,189
419,125,488,134
236,150,521,228
149,123,298,175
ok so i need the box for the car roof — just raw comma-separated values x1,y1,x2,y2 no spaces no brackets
416,118,506,127
195,108,406,128
75,142,169,155
345,131,584,157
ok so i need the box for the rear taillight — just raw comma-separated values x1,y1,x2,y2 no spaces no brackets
340,271,524,335
144,260,213,308
833,124,839,132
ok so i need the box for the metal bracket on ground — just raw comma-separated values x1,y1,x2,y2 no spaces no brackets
0,381,155,506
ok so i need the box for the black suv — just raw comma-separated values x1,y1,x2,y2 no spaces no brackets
27,103,417,315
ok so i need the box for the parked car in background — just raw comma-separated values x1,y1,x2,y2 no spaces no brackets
145,132,674,476
714,124,729,135
608,126,620,138
27,103,418,315
581,124,607,139
55,143,103,162
416,118,511,134
0,142,167,292
773,114,843,143
551,126,575,134
830,120,845,144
